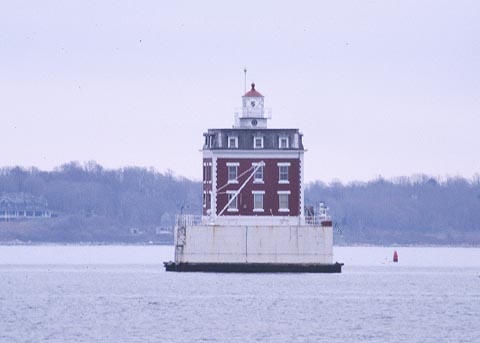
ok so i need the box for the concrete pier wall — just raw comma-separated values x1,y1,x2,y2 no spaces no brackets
175,225,333,264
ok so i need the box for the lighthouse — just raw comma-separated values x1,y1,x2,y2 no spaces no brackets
202,83,304,224
165,83,343,273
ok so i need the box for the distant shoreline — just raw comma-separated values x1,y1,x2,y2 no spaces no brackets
0,242,479,248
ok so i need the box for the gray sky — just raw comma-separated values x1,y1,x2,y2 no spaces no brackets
1,1,479,182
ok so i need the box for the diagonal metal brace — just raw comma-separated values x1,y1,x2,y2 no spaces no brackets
218,161,265,216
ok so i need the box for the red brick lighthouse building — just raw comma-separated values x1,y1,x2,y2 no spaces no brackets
165,83,342,273
202,83,304,224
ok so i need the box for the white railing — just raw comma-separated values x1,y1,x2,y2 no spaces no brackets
175,214,332,227
175,214,204,227
234,107,272,119
304,215,332,226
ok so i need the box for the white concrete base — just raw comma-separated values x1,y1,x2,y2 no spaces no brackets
175,224,333,264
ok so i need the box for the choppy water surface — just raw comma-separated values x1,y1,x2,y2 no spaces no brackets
1,246,479,343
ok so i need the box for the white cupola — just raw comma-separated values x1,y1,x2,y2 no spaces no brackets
234,83,271,129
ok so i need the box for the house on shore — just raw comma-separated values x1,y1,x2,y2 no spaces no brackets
0,193,52,221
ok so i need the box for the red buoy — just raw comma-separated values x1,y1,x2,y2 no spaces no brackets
393,250,398,263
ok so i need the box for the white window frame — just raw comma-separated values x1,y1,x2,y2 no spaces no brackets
279,137,289,149
278,190,290,212
227,191,238,212
203,162,212,184
206,191,211,210
277,162,290,184
252,162,264,183
227,162,239,184
253,136,264,149
252,190,265,212
228,136,238,149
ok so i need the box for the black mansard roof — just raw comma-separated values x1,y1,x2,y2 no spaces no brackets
203,128,304,150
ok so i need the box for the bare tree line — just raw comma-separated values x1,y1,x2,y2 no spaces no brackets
306,175,480,245
0,161,201,243
0,162,479,244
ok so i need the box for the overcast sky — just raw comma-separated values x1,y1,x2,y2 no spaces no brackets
1,1,479,182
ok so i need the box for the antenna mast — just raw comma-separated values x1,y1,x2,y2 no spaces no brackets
243,67,247,93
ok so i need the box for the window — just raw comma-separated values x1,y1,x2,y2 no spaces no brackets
253,164,264,183
279,194,289,211
253,191,265,212
227,163,239,183
203,192,211,209
206,165,211,182
279,166,288,181
278,164,289,183
227,192,238,211
228,136,238,148
205,134,213,148
203,162,211,183
279,137,289,149
254,137,264,149
278,191,290,212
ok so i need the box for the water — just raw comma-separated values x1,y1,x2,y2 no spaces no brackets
1,246,479,343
